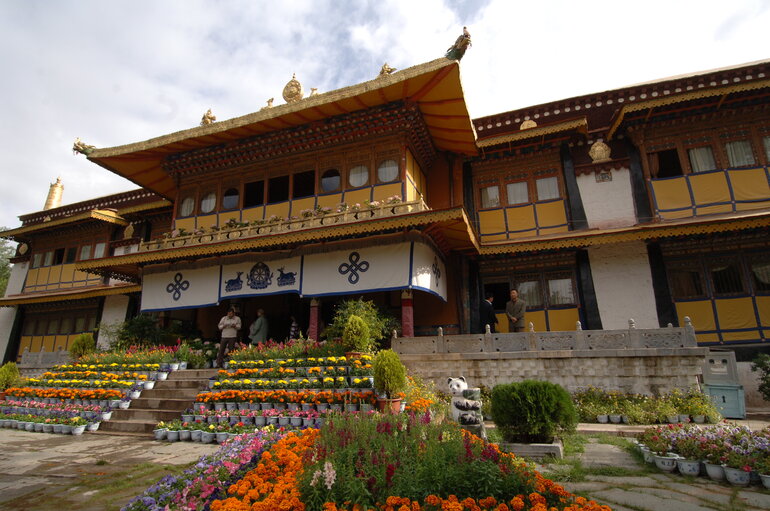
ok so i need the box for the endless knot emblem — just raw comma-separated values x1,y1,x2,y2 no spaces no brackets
166,273,190,301
338,251,370,285
432,257,441,281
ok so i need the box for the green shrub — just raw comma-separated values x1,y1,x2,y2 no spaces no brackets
491,380,577,443
751,353,770,402
341,314,373,353
0,361,21,390
372,349,407,399
69,333,96,359
322,298,398,346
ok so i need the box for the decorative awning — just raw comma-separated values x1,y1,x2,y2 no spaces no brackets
480,210,770,254
87,59,477,199
140,240,446,312
0,209,128,241
0,284,141,307
476,118,587,148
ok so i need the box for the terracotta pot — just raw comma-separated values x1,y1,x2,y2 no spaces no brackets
0,391,6,401
375,398,402,414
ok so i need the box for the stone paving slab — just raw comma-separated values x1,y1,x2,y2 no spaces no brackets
592,488,721,511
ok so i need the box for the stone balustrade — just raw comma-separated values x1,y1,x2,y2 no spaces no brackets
139,199,427,252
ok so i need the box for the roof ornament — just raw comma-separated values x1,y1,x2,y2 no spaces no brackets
378,63,396,77
72,137,96,156
282,73,304,103
310,88,319,97
445,26,471,61
260,98,275,111
589,141,612,163
520,120,537,130
200,108,216,126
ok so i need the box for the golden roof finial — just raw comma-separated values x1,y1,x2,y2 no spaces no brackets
282,73,304,103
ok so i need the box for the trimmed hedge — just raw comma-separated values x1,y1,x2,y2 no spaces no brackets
491,380,577,443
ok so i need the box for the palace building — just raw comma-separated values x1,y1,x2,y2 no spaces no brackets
1,56,769,362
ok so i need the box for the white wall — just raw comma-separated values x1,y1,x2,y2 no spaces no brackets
97,294,130,349
0,261,28,360
576,167,637,229
588,242,660,329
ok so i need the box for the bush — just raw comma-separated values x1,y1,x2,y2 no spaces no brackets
322,298,398,347
751,353,770,402
341,314,373,353
491,380,577,443
372,349,407,399
69,333,96,359
0,361,21,390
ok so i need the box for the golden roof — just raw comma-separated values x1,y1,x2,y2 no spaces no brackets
0,209,128,241
0,284,141,307
476,118,587,148
88,59,477,199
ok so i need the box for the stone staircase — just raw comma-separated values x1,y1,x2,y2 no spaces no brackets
94,368,217,437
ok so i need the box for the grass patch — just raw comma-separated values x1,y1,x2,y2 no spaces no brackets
591,433,632,448
561,432,587,456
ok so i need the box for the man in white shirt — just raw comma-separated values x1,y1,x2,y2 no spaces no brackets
217,308,241,367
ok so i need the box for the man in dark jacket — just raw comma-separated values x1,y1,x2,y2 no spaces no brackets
480,292,498,333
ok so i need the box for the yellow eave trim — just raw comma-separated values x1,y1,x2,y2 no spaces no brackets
0,284,142,307
480,212,770,255
476,118,587,148
117,200,173,216
77,208,479,270
607,79,770,140
0,209,128,239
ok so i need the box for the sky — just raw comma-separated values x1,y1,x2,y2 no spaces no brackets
1,0,769,231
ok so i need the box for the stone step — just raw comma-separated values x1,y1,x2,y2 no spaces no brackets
90,429,152,438
167,369,219,380
98,418,158,435
111,408,185,421
129,397,196,411
154,379,209,390
141,388,202,400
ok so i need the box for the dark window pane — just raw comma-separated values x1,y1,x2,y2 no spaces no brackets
656,149,683,178
711,262,744,294
516,280,542,307
321,169,341,192
53,248,65,265
244,181,265,208
669,268,704,298
47,319,60,335
483,282,509,311
65,247,77,264
60,317,73,334
548,278,574,305
74,317,86,333
268,175,290,204
35,320,46,335
751,259,770,293
87,316,97,331
23,320,35,336
222,188,239,210
293,170,315,198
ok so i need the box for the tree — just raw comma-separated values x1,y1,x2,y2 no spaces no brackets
0,232,15,297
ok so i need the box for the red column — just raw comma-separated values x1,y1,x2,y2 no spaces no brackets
308,298,320,341
401,290,414,337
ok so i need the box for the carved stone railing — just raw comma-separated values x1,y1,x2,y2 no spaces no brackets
140,199,428,252
393,317,698,355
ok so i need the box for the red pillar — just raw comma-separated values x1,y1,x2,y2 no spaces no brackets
401,290,414,337
308,298,320,341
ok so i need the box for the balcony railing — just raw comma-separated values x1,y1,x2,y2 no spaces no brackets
139,199,428,252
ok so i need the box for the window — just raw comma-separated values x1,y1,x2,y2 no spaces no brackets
547,277,575,305
43,251,53,266
35,320,46,336
377,160,399,183
764,136,770,162
536,177,560,201
93,242,106,259
709,259,744,295
79,245,91,261
652,149,683,178
60,317,73,334
243,180,265,208
348,165,369,187
506,182,529,205
53,248,64,265
64,247,77,264
268,175,290,203
179,196,195,217
668,261,705,299
480,185,500,208
32,253,42,268
22,320,35,336
74,317,86,333
222,188,239,210
200,192,216,214
688,146,717,173
517,279,543,307
483,282,509,311
47,318,60,335
750,257,770,293
320,169,341,192
87,316,97,331
293,170,315,198
725,140,755,167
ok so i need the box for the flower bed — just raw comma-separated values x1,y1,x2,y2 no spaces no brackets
5,387,125,401
25,377,136,389
42,371,149,381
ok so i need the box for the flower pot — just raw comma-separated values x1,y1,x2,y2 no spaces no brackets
704,462,725,481
143,380,156,390
42,423,53,433
609,414,622,424
723,466,750,486
287,403,299,411
190,429,202,442
182,414,193,423
678,414,690,423
596,414,609,424
254,416,266,427
360,404,373,413
273,403,286,411
316,403,329,411
129,391,141,400
667,415,679,424
653,454,678,472
225,402,237,411
166,430,180,442
118,401,130,410
214,402,225,411
218,416,229,424
201,431,215,443
266,416,278,425
61,425,72,435
179,361,188,370
87,422,100,432
34,423,44,432
375,398,402,414
345,404,359,412
239,416,252,425
72,425,86,436
156,372,169,381
290,417,303,427
676,459,701,477
692,415,705,424
179,429,191,441
760,473,770,489
25,422,34,432
278,417,291,426
169,363,180,371
101,411,113,421
215,432,229,444
302,418,314,427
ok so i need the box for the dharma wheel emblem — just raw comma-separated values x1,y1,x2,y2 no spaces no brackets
282,73,304,103
338,252,369,285
247,262,274,290
166,273,190,301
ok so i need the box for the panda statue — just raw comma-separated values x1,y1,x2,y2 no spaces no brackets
447,376,486,439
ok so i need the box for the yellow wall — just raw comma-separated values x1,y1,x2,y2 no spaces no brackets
23,263,101,293
479,200,568,243
675,296,766,344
